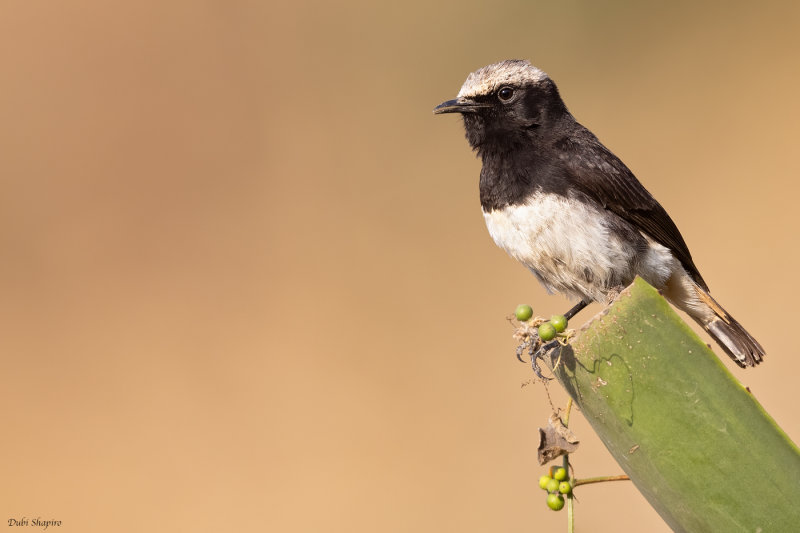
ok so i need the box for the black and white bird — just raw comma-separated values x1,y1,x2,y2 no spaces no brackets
434,59,764,368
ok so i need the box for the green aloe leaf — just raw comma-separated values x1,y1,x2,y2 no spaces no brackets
547,277,800,532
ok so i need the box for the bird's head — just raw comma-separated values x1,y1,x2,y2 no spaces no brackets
434,60,568,152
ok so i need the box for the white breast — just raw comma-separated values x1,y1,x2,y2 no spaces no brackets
482,192,675,302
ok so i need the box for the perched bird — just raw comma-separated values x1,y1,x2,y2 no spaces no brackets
434,59,764,368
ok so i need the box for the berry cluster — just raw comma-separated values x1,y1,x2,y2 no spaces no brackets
514,305,569,341
538,466,572,511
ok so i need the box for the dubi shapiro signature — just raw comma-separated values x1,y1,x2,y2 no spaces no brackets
8,517,61,530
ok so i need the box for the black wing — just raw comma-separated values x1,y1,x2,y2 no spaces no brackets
557,127,708,291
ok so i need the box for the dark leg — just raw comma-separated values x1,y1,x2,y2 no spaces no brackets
564,300,589,321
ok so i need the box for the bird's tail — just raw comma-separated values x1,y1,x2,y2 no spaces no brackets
663,271,765,368
691,284,765,368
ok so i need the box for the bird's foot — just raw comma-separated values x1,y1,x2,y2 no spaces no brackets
513,315,557,380
513,313,577,380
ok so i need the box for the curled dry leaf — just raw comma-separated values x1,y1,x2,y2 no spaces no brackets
537,414,579,465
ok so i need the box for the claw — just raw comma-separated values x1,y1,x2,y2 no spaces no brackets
516,342,527,363
531,356,551,381
530,339,560,380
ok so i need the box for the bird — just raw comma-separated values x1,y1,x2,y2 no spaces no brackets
433,59,764,368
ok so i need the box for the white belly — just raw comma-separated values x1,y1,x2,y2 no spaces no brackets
482,192,675,302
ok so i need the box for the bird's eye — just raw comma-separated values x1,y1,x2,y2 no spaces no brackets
498,87,515,102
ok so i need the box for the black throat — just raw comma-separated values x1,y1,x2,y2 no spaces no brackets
477,118,578,212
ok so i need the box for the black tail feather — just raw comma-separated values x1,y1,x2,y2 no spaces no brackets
705,316,765,368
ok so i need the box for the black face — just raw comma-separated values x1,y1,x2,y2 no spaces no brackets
456,79,567,153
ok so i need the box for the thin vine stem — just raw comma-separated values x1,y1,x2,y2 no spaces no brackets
573,474,630,487
563,398,574,533
567,495,574,533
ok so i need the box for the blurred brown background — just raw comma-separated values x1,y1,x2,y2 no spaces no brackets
1,2,798,532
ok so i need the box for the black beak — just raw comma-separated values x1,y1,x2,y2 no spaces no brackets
433,97,488,115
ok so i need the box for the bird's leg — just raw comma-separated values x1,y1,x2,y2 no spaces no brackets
563,299,589,321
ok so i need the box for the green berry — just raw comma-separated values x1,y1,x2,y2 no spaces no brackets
558,481,572,495
550,314,568,333
539,475,552,490
538,322,557,342
545,478,560,493
546,493,565,511
553,467,567,481
515,304,533,322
